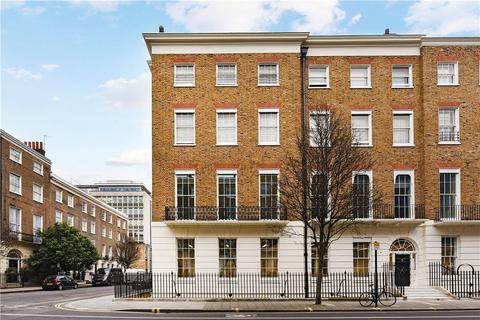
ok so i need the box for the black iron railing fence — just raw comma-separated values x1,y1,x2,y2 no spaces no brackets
429,261,480,298
7,230,42,244
165,206,288,221
114,271,403,300
439,131,460,142
435,205,480,221
165,205,427,221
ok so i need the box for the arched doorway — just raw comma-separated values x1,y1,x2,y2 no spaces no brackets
6,249,22,283
389,239,416,287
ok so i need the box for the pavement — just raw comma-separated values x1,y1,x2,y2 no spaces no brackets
0,282,90,294
61,294,480,313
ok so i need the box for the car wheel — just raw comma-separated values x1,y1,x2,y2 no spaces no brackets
58,285,63,291
74,284,78,289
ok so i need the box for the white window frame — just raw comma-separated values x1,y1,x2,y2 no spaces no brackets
82,201,88,213
352,170,373,219
392,64,413,88
108,228,113,239
174,109,196,146
439,168,461,207
258,108,280,146
33,161,44,176
67,195,74,208
308,65,329,88
351,111,373,147
90,221,96,234
258,63,279,86
352,238,372,277
392,110,414,147
174,169,196,208
394,169,416,209
258,169,280,211
67,214,74,227
9,147,22,164
350,65,371,89
174,63,195,87
9,173,22,195
91,206,96,217
438,108,460,145
216,63,237,86
55,211,63,223
81,219,88,232
123,221,126,230
117,219,121,228
309,110,330,147
56,190,63,203
437,61,459,86
32,184,43,203
216,169,238,216
102,227,107,238
102,211,107,221
32,214,43,243
216,109,237,146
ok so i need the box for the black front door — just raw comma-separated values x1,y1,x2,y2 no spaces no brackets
394,254,411,286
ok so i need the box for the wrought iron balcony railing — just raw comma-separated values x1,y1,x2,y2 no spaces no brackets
165,206,288,222
7,230,42,244
439,131,460,142
314,204,426,220
435,205,480,221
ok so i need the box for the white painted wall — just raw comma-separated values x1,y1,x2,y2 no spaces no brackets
151,221,480,288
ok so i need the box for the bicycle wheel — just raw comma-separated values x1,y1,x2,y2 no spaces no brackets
358,292,375,307
378,291,396,307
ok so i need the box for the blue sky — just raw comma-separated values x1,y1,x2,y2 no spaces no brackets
1,0,479,189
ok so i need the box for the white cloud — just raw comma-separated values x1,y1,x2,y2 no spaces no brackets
52,96,60,102
405,0,480,35
106,149,151,166
0,0,25,10
20,6,45,15
348,13,362,27
4,67,42,80
41,64,59,71
98,73,150,109
165,0,346,33
68,0,128,12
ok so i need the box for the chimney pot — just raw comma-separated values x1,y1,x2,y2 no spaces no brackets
159,25,165,33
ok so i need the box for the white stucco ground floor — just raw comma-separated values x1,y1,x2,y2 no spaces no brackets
151,220,480,290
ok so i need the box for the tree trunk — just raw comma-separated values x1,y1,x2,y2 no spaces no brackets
315,253,323,304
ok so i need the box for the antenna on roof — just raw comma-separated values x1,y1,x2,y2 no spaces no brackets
384,28,390,35
159,25,165,33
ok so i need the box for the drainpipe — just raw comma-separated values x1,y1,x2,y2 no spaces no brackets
300,45,309,298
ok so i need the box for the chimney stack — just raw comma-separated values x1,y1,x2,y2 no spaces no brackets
24,141,46,156
384,28,390,35
159,25,165,33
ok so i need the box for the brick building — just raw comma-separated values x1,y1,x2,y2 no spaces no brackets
1,130,128,287
144,32,479,291
77,181,152,271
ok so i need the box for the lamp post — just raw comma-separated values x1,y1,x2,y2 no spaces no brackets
373,241,380,307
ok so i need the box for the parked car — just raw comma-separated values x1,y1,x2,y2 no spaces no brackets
92,268,123,286
42,275,78,290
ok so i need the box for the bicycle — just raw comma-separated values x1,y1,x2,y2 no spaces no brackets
358,283,397,307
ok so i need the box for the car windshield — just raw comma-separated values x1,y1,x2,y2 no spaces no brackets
45,275,57,280
97,268,109,275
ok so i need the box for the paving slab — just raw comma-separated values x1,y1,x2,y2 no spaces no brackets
61,294,480,313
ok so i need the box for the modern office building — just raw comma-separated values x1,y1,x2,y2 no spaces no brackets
1,130,129,287
77,181,152,271
144,31,479,294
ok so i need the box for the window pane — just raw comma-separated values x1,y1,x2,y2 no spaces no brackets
217,112,237,144
353,242,370,277
394,175,411,218
309,66,328,87
217,64,236,85
219,239,236,277
352,114,370,145
218,174,236,220
175,65,194,86
175,113,194,144
259,64,278,85
353,174,370,218
439,173,458,219
176,174,195,219
177,239,195,277
260,174,279,219
259,112,278,144
393,114,411,144
261,239,278,277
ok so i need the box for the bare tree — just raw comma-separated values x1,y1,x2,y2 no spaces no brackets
281,106,380,305
114,238,141,270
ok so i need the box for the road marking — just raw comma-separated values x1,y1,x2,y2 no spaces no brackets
2,312,480,319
